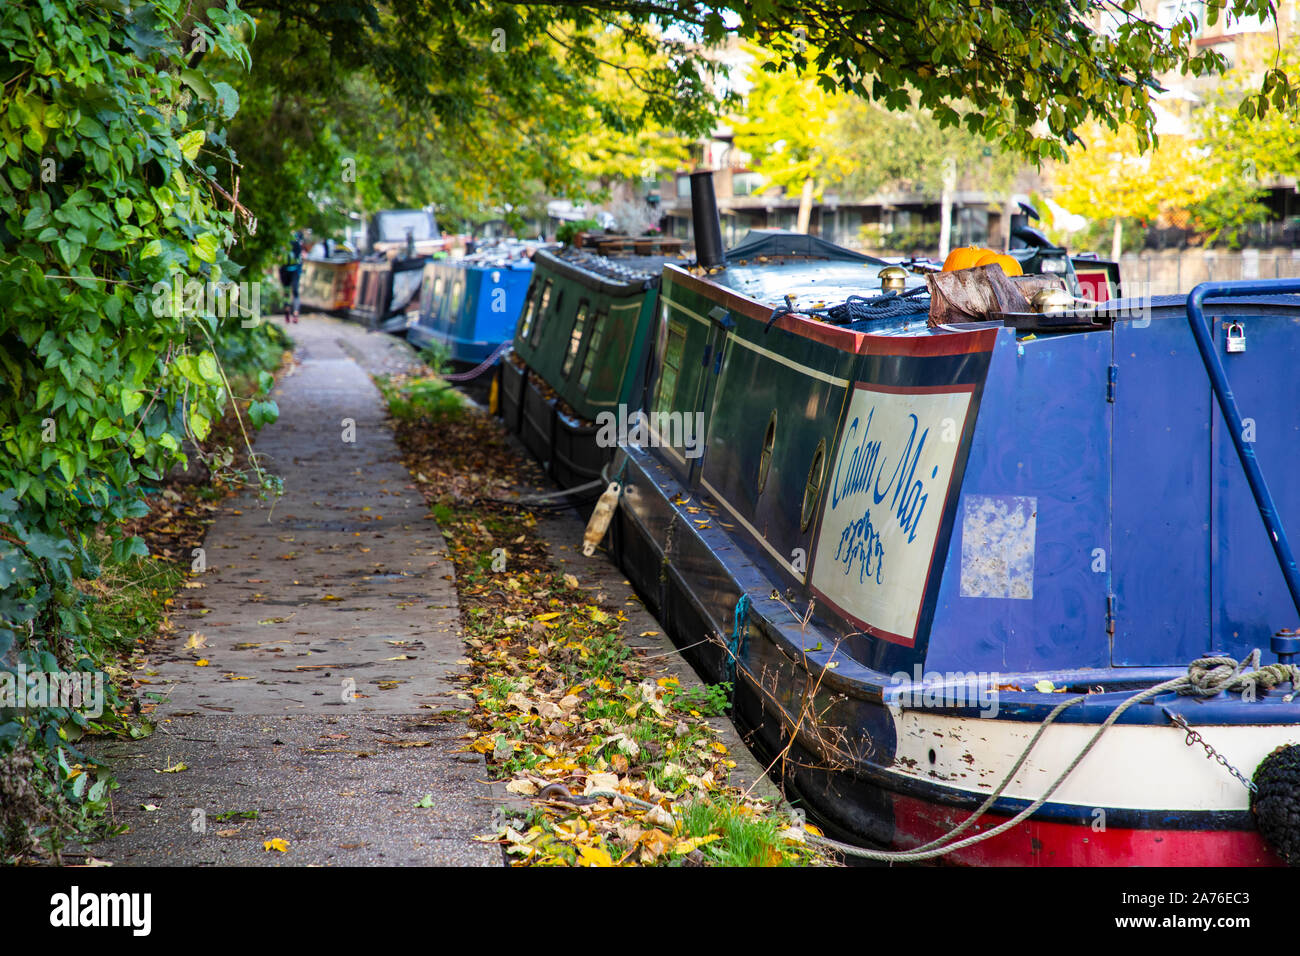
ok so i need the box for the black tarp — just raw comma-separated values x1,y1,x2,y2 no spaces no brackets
723,229,880,263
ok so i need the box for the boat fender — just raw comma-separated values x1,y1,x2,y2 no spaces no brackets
582,482,622,556
1251,744,1300,865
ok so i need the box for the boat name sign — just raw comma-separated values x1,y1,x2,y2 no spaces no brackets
810,383,972,645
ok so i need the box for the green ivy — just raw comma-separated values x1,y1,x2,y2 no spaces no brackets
0,0,278,858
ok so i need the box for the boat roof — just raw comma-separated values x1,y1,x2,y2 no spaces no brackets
713,257,927,312
532,246,684,295
724,228,879,263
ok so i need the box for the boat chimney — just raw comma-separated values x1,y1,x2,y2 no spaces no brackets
690,170,725,270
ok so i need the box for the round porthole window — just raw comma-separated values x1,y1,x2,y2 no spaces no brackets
757,410,777,493
800,438,827,531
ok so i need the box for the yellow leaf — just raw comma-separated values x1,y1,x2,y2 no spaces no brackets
263,838,289,852
322,594,344,602
534,612,562,622
673,833,721,855
576,843,615,867
194,659,210,667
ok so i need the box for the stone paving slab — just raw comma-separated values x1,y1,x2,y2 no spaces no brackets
82,316,499,866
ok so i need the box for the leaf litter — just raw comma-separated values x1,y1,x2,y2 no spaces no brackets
378,371,832,867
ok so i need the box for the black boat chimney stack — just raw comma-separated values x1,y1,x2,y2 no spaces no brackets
690,169,725,270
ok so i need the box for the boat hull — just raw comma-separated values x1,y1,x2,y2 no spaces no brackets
611,443,1288,866
349,257,426,329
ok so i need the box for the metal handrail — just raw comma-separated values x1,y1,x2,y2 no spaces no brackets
1186,280,1300,621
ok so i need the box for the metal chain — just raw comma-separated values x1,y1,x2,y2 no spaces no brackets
1166,710,1258,793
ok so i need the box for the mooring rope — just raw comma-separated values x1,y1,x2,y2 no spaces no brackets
725,593,751,686
804,651,1296,863
440,342,513,382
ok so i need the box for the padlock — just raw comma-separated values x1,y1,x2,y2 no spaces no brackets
1226,321,1246,353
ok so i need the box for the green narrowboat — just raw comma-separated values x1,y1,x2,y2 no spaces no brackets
498,248,675,490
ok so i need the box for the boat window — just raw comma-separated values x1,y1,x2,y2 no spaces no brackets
800,438,827,532
518,278,539,339
447,276,464,317
562,301,590,377
757,410,777,493
653,321,686,415
577,309,606,389
529,280,553,345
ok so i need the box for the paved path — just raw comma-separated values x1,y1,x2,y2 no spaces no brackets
83,316,499,866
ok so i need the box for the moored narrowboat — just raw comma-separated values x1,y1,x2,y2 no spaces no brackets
407,248,537,365
599,178,1300,866
298,209,445,321
299,256,358,314
499,247,684,489
351,255,428,332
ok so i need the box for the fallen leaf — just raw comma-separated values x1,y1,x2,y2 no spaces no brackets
576,843,615,867
673,834,721,855
263,838,289,852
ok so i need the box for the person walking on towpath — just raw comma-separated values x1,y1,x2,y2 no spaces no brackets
279,229,303,323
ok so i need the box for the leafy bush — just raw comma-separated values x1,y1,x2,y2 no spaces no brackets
0,0,280,858
556,218,600,245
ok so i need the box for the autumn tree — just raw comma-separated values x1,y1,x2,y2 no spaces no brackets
733,45,852,233
1048,123,1214,259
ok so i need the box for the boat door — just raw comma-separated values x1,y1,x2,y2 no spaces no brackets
1109,310,1213,665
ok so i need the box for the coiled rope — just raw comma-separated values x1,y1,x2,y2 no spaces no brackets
804,651,1298,862
763,289,930,332
826,289,930,324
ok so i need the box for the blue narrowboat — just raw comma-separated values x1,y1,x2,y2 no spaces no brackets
408,250,536,366
588,175,1300,867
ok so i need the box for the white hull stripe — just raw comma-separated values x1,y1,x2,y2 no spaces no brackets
892,708,1300,813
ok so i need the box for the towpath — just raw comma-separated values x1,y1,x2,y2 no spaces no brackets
81,316,499,866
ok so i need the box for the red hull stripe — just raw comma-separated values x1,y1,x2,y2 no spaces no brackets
890,793,1283,867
